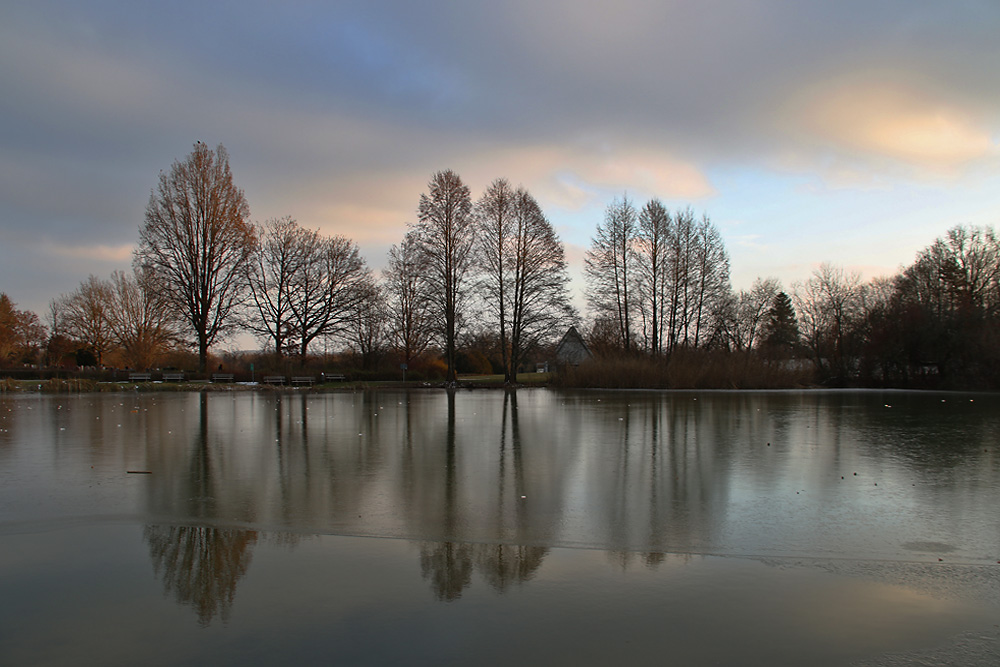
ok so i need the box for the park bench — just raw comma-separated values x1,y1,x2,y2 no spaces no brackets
162,372,184,382
128,372,152,381
292,376,314,386
263,375,285,385
324,373,346,382
211,373,235,383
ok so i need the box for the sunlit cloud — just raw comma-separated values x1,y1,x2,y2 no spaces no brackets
271,141,714,254
459,143,714,212
44,242,134,264
784,75,998,174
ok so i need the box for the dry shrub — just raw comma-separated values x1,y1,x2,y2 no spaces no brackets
40,378,99,393
554,350,813,389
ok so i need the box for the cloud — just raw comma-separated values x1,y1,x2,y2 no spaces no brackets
781,74,998,176
44,242,135,264
3,0,1000,318
464,143,713,207
243,136,714,251
558,145,715,201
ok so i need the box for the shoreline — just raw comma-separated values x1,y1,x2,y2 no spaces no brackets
0,377,552,394
2,378,996,395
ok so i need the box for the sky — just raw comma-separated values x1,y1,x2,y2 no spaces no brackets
2,0,999,329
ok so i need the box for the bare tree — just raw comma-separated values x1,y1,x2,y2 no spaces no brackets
943,225,1000,312
135,142,254,371
585,196,637,352
689,215,731,348
413,170,476,382
663,207,696,353
634,199,671,354
507,188,574,379
286,233,368,361
384,230,434,367
728,277,780,351
476,178,517,380
479,181,574,381
346,277,387,370
57,275,115,366
107,268,176,369
656,209,732,351
44,298,75,367
900,225,1000,317
892,224,1000,381
794,263,864,379
244,217,308,358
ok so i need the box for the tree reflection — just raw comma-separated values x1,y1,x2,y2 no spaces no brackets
418,390,549,599
473,542,547,592
188,393,216,518
144,524,258,625
419,540,548,600
419,540,473,601
444,388,457,535
419,389,471,600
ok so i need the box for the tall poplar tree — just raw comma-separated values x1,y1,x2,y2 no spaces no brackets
413,170,475,382
478,180,574,381
585,196,637,351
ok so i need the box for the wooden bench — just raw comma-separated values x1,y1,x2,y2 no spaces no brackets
162,372,184,382
263,375,285,385
128,372,152,381
324,373,346,382
292,376,314,386
211,373,235,383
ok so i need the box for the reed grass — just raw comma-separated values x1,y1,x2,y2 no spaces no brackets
553,350,813,389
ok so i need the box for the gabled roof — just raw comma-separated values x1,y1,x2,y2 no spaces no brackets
555,326,591,363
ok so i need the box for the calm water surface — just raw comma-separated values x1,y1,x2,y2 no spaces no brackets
1,389,998,665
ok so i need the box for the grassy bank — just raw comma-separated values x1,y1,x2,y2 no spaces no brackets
0,358,814,393
0,373,556,394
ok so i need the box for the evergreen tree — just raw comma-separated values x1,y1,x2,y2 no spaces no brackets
762,291,799,354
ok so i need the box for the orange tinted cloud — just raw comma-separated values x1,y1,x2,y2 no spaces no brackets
458,142,714,211
45,242,134,263
785,75,997,172
257,140,714,250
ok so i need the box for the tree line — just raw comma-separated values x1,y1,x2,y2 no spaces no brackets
581,199,1000,388
2,143,575,382
2,142,998,388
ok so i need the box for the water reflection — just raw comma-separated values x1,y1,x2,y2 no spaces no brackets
2,390,1000,662
415,389,550,601
3,390,1000,567
144,525,258,625
1,389,998,561
419,540,472,601
419,540,548,601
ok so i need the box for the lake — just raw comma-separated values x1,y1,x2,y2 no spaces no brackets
1,388,998,665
